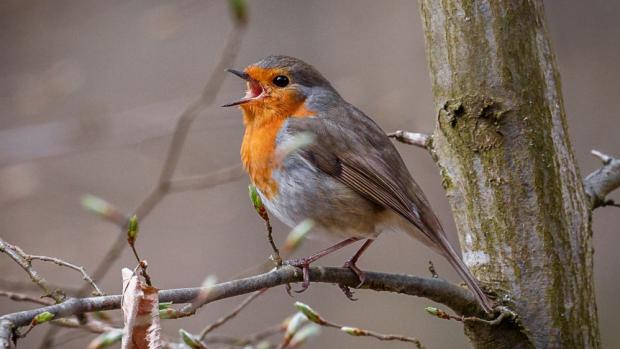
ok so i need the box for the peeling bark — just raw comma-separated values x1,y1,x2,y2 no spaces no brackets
419,1,599,348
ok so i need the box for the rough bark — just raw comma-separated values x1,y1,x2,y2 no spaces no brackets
419,1,599,348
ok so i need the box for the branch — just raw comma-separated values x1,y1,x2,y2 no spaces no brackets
387,130,431,149
198,288,267,340
0,291,53,306
0,239,64,303
27,255,103,296
0,266,480,338
293,302,425,349
585,150,620,209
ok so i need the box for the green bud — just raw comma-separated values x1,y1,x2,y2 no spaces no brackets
158,301,173,310
294,302,324,325
425,306,449,319
127,215,139,241
229,0,248,25
81,195,112,216
159,307,179,319
87,329,123,348
179,329,206,349
248,184,262,210
340,326,363,336
33,311,54,325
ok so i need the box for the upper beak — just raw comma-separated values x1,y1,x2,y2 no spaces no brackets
226,69,249,81
222,68,264,107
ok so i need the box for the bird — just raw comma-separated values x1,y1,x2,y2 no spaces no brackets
223,55,494,313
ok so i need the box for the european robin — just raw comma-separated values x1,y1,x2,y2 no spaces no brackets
224,55,494,313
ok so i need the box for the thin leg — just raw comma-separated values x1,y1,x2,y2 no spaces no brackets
339,239,375,300
285,237,362,293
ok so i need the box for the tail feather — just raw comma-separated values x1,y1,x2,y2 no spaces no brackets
436,234,494,313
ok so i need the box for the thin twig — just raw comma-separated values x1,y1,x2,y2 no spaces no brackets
0,238,64,303
199,288,267,340
203,324,284,347
585,150,620,209
387,130,431,149
27,255,103,296
0,291,54,306
289,302,424,349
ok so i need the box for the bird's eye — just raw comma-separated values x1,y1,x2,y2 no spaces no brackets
272,75,289,87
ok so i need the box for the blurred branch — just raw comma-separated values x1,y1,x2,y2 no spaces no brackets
0,291,53,306
80,21,247,298
0,265,482,346
387,130,431,149
198,288,267,340
585,150,620,209
203,324,284,347
166,164,245,192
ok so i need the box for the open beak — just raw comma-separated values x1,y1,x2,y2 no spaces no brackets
222,69,264,107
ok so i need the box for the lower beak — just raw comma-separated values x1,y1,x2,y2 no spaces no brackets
222,69,264,107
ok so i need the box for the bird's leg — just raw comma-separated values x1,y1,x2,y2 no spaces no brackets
339,239,375,300
284,237,362,293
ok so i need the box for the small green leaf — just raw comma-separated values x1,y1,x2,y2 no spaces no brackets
294,302,324,325
33,311,54,325
158,301,173,310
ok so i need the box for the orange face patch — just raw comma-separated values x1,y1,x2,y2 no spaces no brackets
239,65,315,198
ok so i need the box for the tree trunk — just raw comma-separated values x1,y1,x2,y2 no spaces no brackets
418,1,600,348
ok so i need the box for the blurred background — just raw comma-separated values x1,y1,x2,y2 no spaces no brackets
1,1,618,348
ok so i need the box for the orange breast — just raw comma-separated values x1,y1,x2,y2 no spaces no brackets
240,101,315,199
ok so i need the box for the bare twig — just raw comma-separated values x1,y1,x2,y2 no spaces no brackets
203,324,284,347
0,238,64,303
50,318,115,335
387,130,431,149
26,255,103,296
585,150,620,209
425,305,516,326
0,291,53,306
199,288,267,340
166,165,245,192
292,302,424,349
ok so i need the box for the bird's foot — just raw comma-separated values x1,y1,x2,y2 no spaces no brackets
283,258,312,293
338,260,367,301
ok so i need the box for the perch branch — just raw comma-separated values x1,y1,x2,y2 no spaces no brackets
585,150,620,209
0,266,481,345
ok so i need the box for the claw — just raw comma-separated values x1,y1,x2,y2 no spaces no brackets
338,260,366,301
284,258,312,293
338,284,358,301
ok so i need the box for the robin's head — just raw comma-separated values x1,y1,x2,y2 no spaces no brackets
223,56,335,117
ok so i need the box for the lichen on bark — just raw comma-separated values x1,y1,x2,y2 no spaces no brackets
419,1,599,348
